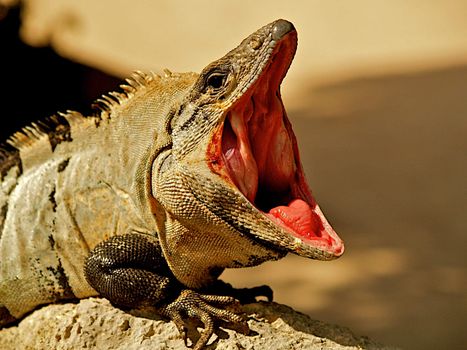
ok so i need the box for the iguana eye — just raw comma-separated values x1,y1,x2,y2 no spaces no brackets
206,72,226,90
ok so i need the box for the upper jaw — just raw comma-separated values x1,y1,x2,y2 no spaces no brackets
227,20,298,109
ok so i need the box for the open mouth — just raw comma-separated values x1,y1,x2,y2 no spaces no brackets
210,30,343,257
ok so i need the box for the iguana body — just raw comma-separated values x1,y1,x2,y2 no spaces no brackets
0,20,344,348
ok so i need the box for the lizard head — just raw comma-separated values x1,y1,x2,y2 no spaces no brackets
154,19,343,286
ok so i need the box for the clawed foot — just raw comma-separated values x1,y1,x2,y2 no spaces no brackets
159,289,249,350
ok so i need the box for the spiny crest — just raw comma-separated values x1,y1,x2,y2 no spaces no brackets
1,113,73,179
1,70,180,178
3,71,158,153
6,114,73,151
0,142,22,181
93,71,160,117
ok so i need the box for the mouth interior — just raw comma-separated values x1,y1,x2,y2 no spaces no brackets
219,37,343,254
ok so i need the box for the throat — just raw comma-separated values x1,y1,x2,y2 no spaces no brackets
222,89,295,206
161,219,285,289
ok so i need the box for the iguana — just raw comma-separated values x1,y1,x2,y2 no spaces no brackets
0,19,344,349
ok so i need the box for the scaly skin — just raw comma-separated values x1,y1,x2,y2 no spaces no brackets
0,20,344,349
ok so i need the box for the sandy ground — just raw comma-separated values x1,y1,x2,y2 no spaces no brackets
224,64,467,349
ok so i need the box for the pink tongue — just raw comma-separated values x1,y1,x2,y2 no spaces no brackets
266,199,322,240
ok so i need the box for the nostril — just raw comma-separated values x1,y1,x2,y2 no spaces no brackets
249,37,262,50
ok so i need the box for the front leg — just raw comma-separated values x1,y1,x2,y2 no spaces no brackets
84,233,177,307
84,233,248,349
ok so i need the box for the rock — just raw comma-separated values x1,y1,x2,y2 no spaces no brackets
0,298,396,349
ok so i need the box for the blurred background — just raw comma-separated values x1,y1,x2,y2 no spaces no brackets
1,1,466,349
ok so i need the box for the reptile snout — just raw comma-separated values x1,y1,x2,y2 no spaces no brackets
272,19,295,41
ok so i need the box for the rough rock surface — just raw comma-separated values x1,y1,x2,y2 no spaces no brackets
0,298,397,350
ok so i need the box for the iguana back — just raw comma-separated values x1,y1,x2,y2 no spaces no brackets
0,72,197,320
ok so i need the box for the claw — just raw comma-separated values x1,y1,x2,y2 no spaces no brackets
193,309,214,350
199,294,238,305
159,289,249,349
170,310,187,343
